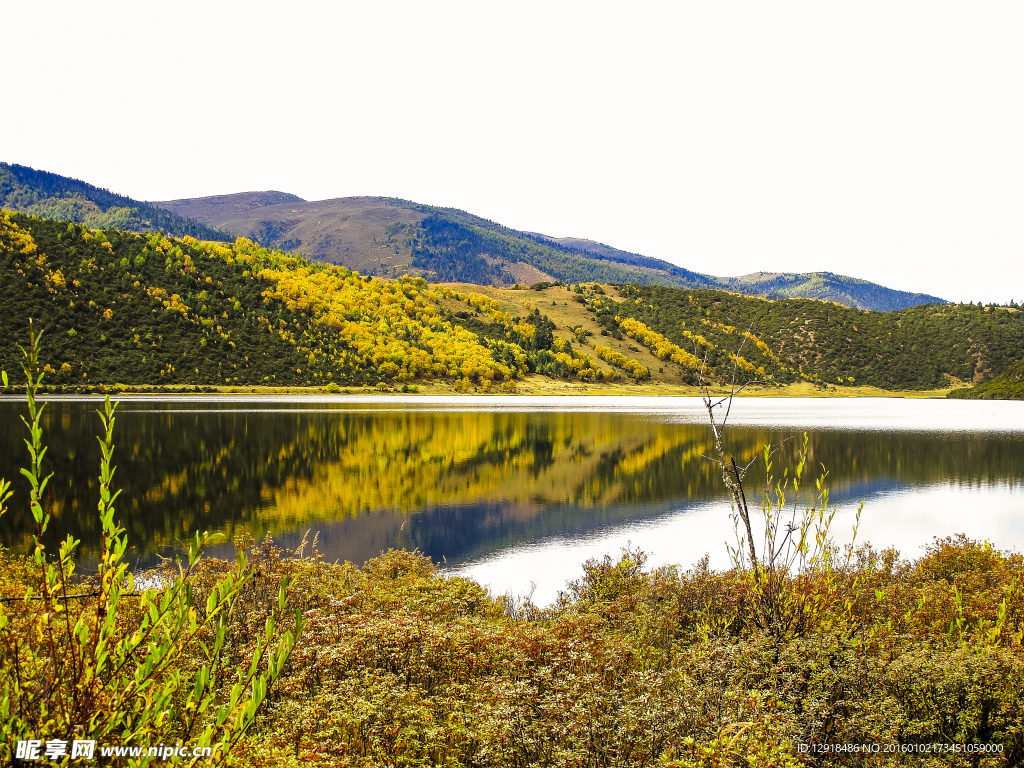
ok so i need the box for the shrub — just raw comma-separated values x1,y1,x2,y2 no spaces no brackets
0,325,302,765
595,345,650,380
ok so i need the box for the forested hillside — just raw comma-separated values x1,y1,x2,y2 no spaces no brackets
404,211,710,288
414,210,946,310
948,359,1024,400
1,162,232,241
595,284,1024,390
0,213,619,391
4,210,1014,394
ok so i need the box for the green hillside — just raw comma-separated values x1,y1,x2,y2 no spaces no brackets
158,192,945,312
948,359,1024,400
1,162,232,242
587,284,1024,391
3,210,1019,395
0,212,621,391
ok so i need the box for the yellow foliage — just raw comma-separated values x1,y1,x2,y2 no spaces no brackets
619,319,701,370
743,330,777,360
163,294,189,314
259,268,521,383
44,268,66,291
511,321,536,343
729,353,757,374
595,345,650,380
0,212,38,257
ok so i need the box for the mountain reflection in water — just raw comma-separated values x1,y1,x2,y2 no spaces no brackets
0,397,1022,571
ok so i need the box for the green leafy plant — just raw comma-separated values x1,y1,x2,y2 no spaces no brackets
0,323,303,766
696,336,863,642
714,435,863,641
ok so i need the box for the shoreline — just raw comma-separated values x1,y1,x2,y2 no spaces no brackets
0,376,963,401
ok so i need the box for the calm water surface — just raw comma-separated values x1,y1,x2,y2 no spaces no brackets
1,395,1022,604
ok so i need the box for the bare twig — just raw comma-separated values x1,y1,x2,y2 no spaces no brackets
697,347,760,578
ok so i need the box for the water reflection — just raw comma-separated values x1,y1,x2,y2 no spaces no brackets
0,397,1022,570
459,480,1024,606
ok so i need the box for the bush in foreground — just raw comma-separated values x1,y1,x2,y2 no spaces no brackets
167,534,1023,767
4,532,1023,766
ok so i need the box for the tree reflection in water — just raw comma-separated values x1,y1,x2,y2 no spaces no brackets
1,400,1021,567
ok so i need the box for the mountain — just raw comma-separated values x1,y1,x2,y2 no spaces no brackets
0,162,233,242
2,210,1019,394
715,271,943,312
948,359,1024,400
534,235,944,311
157,194,425,278
0,162,948,311
157,193,945,312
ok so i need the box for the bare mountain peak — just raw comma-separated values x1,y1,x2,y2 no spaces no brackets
157,191,307,223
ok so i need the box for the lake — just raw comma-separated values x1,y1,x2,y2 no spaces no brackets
1,395,1023,604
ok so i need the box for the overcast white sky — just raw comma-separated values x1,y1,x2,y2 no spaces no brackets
4,2,1023,303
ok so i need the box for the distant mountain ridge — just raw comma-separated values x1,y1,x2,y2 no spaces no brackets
0,163,945,311
158,191,944,312
718,271,943,312
531,235,944,311
0,162,232,242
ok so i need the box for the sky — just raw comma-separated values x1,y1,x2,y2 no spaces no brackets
4,1,1023,304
